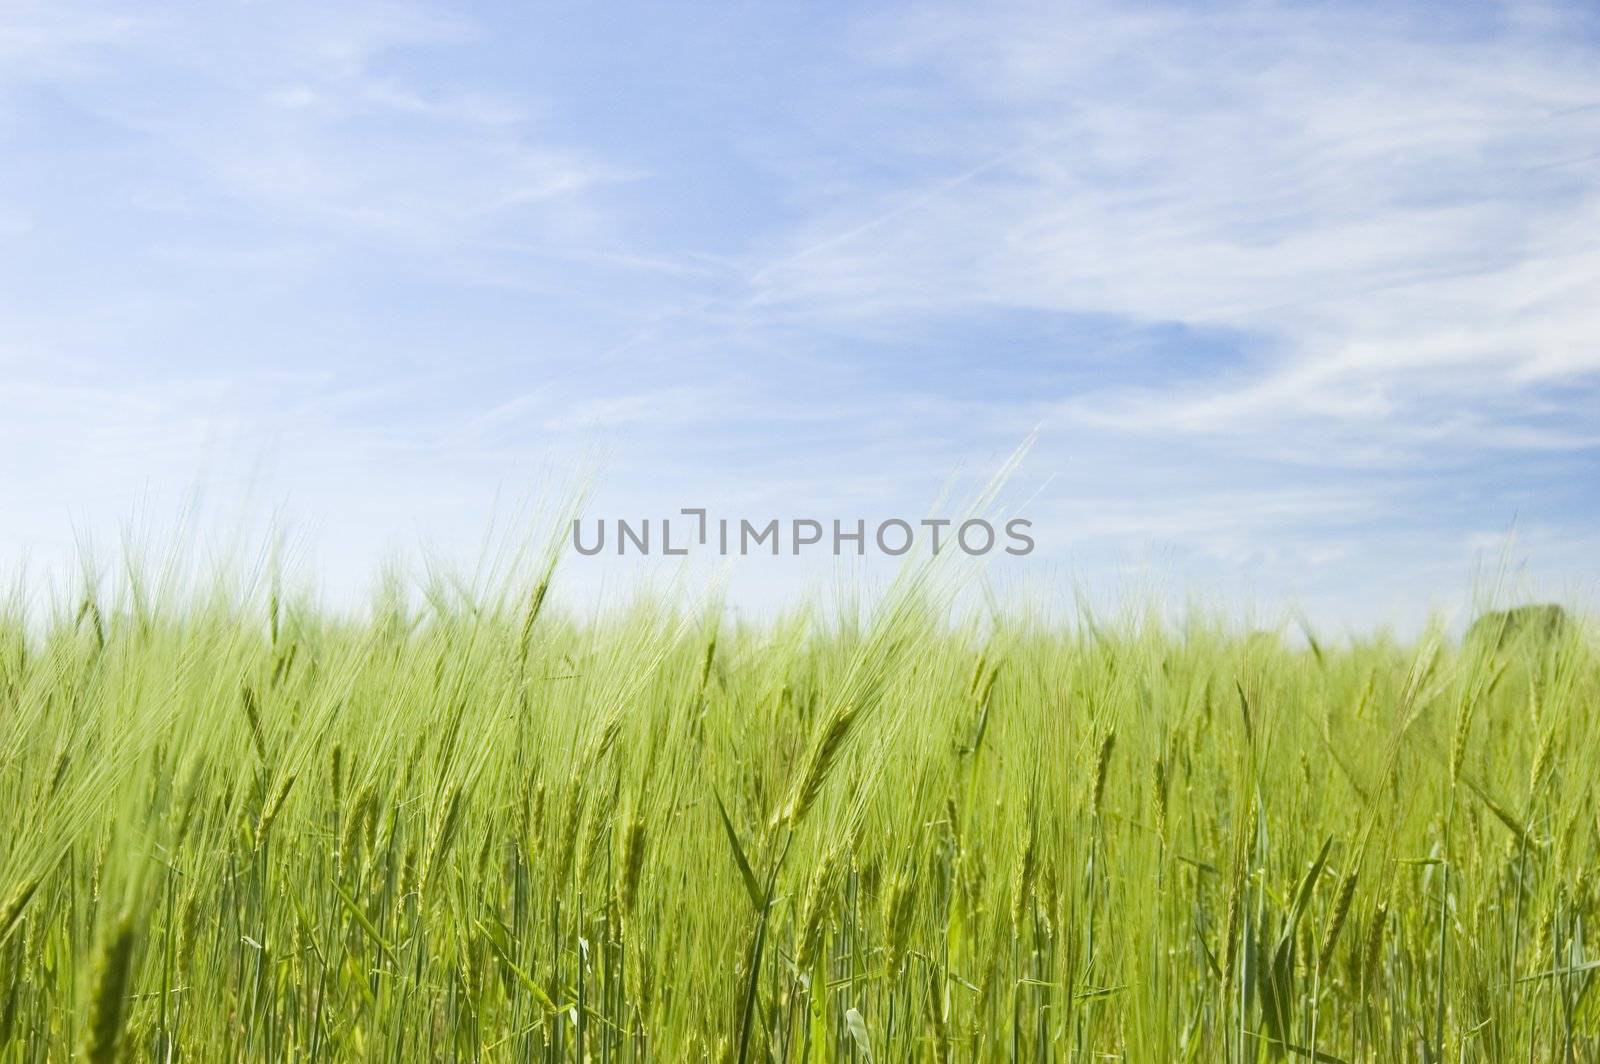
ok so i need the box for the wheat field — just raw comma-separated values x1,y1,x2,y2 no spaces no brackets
0,554,1594,1062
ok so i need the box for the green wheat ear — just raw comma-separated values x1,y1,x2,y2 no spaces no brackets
0,874,43,944
778,701,858,829
82,912,137,1064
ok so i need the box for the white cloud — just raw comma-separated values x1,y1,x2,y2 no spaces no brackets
748,1,1600,456
0,2,137,77
1,0,628,255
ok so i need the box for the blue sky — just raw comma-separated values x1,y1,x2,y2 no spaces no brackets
2,0,1598,630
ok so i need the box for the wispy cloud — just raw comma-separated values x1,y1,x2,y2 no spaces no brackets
745,2,1600,459
1,0,632,268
